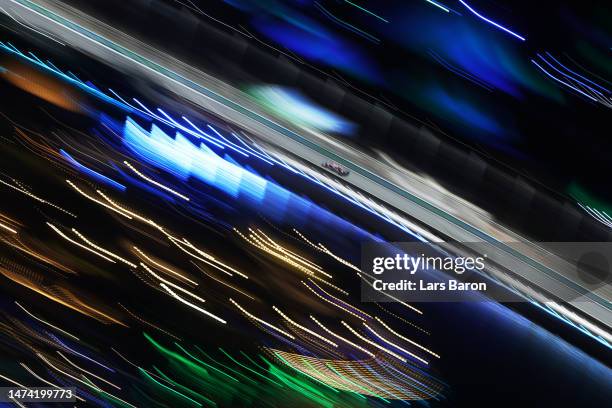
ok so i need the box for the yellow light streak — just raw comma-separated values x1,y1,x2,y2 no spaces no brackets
72,229,137,268
272,306,337,347
124,161,190,201
96,190,152,223
363,323,428,365
182,239,248,279
15,301,80,341
0,221,17,233
307,279,371,319
309,315,374,357
191,261,254,300
160,283,226,324
66,180,131,219
229,298,294,339
141,263,205,303
133,246,197,285
0,178,76,217
168,236,233,277
374,316,439,358
46,222,116,263
341,321,407,363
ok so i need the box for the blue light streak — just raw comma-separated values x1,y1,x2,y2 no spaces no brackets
531,59,598,102
536,55,603,97
543,53,610,94
59,149,126,191
458,0,526,41
428,49,493,91
314,1,380,44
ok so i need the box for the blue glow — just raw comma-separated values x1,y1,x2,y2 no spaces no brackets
252,17,379,82
425,87,505,137
313,1,380,43
382,11,553,101
122,118,378,238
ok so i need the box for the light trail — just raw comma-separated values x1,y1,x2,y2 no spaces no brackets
182,239,249,279
191,261,254,300
374,316,439,358
160,283,226,324
531,59,598,102
46,222,116,262
141,263,205,304
538,54,605,97
358,273,423,314
317,243,360,272
36,353,137,408
458,0,526,41
118,303,183,341
310,315,375,357
272,306,338,347
543,52,610,95
236,228,342,288
47,333,117,372
0,178,76,217
123,160,190,201
66,179,132,219
254,229,325,271
534,54,611,108
341,321,407,363
249,228,331,278
15,301,80,340
168,236,234,277
292,228,321,251
0,372,27,387
229,298,295,340
305,279,370,320
314,1,380,43
342,0,389,23
72,228,138,268
133,246,198,285
96,190,152,224
0,220,17,233
364,323,429,365
59,149,126,191
19,363,86,402
424,0,450,13
302,281,365,321
57,351,121,390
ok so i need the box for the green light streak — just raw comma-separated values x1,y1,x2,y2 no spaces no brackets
143,333,210,378
218,348,284,388
152,366,218,407
194,346,258,386
174,343,239,383
140,367,203,407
